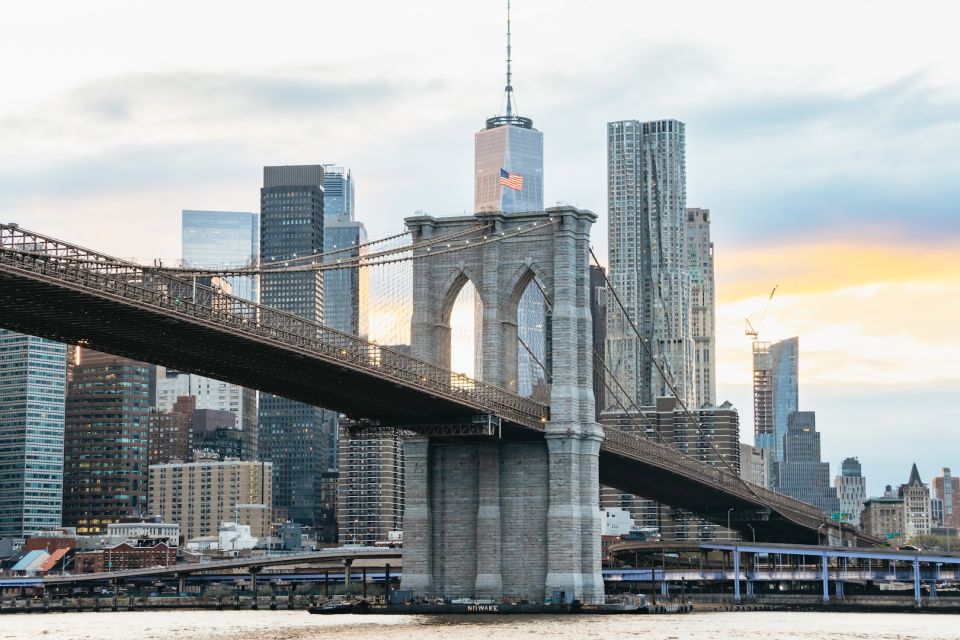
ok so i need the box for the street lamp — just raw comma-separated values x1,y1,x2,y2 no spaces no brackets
817,523,827,546
746,523,756,543
727,508,734,541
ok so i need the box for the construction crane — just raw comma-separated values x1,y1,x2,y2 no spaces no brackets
745,285,778,341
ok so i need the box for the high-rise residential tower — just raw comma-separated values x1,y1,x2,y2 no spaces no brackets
258,165,337,528
753,337,799,462
322,164,355,222
933,468,960,529
834,456,867,527
64,349,153,534
607,119,692,408
0,331,67,541
687,207,716,407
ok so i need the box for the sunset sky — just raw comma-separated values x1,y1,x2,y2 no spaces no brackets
1,0,957,493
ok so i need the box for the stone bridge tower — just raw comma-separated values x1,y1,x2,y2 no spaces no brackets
401,206,604,604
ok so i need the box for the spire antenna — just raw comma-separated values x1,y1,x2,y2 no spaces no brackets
505,0,513,117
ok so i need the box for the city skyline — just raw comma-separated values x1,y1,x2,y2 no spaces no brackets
0,1,957,492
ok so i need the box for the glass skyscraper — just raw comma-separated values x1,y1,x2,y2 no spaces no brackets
0,330,66,540
322,164,355,222
182,210,259,302
753,336,799,461
180,210,260,458
324,219,368,337
258,165,337,530
473,38,547,396
606,119,693,408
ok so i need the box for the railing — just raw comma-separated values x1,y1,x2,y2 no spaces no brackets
601,425,825,524
0,223,549,429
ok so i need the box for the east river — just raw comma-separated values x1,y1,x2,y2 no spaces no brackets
1,611,957,640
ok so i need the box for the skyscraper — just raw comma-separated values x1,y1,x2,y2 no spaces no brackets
323,218,368,336
64,349,153,534
687,207,716,407
753,337,799,462
473,2,548,397
322,164,355,222
180,210,260,459
0,331,66,541
774,411,838,514
473,3,542,214
834,456,867,527
607,119,692,408
258,165,336,528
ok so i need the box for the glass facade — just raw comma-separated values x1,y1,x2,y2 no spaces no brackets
323,220,368,337
474,124,543,213
180,210,260,460
322,165,355,222
474,120,547,397
753,336,799,462
182,210,259,302
0,330,66,540
606,119,693,408
258,165,337,531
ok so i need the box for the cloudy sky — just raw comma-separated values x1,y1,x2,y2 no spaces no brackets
2,0,958,494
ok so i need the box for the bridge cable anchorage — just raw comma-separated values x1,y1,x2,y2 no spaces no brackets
589,247,832,536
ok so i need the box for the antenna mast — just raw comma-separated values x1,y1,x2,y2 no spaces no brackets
505,0,514,117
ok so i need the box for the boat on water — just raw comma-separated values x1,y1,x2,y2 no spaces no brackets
309,594,693,616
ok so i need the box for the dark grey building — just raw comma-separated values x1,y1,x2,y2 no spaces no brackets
775,411,838,514
589,265,607,419
258,165,337,528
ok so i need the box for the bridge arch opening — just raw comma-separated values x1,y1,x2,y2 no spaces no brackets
440,271,482,380
503,265,551,402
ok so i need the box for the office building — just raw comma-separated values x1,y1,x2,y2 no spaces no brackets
600,397,740,541
156,372,256,460
149,457,272,540
861,491,906,541
739,443,772,488
473,17,547,398
179,210,259,459
687,207,716,407
933,468,960,529
192,408,243,460
259,165,337,528
321,164,355,221
775,411,838,513
323,218,368,337
900,463,931,538
64,350,153,534
607,119,693,408
148,395,196,465
834,457,867,527
753,337,799,462
0,331,67,540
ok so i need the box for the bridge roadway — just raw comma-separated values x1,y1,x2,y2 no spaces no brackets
0,222,870,545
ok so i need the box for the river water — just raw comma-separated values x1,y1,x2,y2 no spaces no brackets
1,611,956,640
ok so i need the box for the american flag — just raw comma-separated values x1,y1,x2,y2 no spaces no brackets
499,168,523,191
